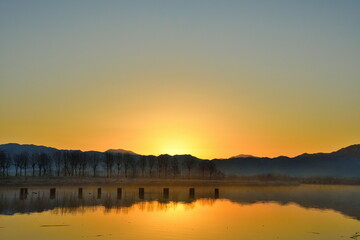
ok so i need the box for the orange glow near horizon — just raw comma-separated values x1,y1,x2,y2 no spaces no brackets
1,74,359,159
1,1,360,159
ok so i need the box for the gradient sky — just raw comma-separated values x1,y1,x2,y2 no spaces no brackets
1,0,359,159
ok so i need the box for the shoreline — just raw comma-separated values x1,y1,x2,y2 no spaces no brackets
1,176,359,187
0,176,299,187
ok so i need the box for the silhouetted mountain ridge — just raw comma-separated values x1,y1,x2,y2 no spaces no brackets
333,144,360,155
0,143,359,178
106,149,137,155
213,144,360,177
0,143,58,155
230,154,258,159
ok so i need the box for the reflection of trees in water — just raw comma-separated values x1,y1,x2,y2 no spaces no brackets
110,201,191,214
197,198,216,207
0,185,360,220
183,202,196,211
52,205,90,215
49,201,196,215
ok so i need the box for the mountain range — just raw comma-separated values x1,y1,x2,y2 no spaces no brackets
0,143,359,178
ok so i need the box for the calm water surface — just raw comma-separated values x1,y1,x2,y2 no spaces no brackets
0,185,359,240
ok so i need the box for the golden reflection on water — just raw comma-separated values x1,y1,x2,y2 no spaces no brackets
0,199,360,240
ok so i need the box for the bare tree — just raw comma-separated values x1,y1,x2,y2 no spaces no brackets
104,152,114,177
14,154,22,176
123,153,132,178
45,155,53,176
183,155,196,177
138,156,147,177
198,160,209,178
88,152,101,177
171,156,180,178
129,155,137,177
37,152,50,176
5,154,12,176
52,151,63,176
70,151,81,176
156,155,164,177
0,151,7,176
207,161,217,179
162,155,170,178
115,153,123,177
20,151,29,176
147,155,156,177
79,152,87,176
30,153,38,176
63,151,71,176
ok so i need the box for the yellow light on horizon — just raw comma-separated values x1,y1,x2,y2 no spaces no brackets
160,138,192,156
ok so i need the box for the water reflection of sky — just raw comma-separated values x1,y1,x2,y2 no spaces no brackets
1,185,360,220
0,199,360,240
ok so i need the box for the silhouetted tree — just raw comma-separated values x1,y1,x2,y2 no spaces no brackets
171,156,180,178
207,161,217,179
63,151,71,176
78,152,87,176
0,151,7,176
88,152,101,177
138,156,147,177
19,151,29,176
52,151,63,176
183,155,196,177
14,154,22,176
162,155,170,177
30,153,38,176
129,155,137,177
115,153,123,177
37,152,50,176
147,155,156,177
156,155,164,177
36,154,42,176
69,151,82,176
5,154,12,176
123,153,132,178
199,160,209,178
104,152,115,177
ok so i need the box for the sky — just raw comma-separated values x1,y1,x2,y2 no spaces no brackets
0,0,359,159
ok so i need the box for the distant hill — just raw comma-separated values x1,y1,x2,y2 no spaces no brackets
332,144,360,156
106,149,138,155
230,154,257,159
213,144,360,178
0,143,58,155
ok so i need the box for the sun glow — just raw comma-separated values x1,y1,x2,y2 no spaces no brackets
160,138,191,156
150,127,203,157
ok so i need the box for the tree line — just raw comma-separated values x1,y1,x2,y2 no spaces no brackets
0,150,224,179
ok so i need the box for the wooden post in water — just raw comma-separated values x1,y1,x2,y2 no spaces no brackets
97,188,102,199
20,188,28,200
163,188,169,199
117,188,122,199
189,188,195,198
78,187,83,199
19,188,24,200
139,188,145,199
50,188,56,199
214,188,219,199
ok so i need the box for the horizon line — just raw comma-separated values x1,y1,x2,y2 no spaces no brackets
1,142,359,160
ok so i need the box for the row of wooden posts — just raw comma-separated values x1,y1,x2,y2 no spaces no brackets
19,187,220,200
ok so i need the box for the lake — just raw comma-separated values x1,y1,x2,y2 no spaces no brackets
0,185,359,240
